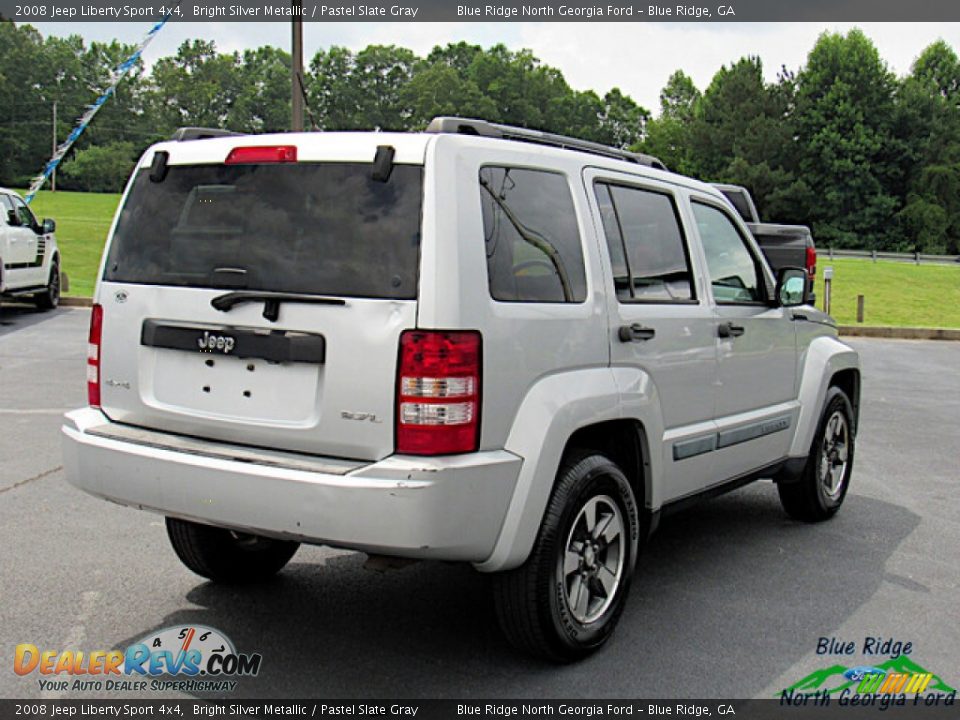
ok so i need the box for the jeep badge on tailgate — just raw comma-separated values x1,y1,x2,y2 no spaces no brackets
197,331,236,354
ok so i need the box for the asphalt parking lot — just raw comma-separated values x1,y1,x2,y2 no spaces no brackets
1,305,958,699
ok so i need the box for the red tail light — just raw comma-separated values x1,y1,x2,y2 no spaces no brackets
225,146,297,165
806,245,817,280
396,330,481,456
87,304,103,408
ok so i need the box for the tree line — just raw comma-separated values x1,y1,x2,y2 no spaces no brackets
2,21,959,252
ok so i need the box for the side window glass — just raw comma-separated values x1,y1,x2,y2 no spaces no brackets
479,166,587,303
596,184,629,284
12,197,37,229
0,195,14,224
692,202,764,304
595,182,695,303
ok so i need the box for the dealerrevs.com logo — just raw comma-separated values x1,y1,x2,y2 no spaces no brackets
14,625,261,693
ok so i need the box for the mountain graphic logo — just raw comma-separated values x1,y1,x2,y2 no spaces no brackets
782,656,956,697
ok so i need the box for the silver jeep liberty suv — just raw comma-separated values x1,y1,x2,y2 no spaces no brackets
63,118,860,661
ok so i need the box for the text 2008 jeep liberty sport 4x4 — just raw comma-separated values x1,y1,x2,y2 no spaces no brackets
63,118,860,661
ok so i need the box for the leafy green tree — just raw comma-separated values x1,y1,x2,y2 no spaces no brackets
464,45,572,130
77,40,153,148
59,141,136,192
147,40,242,131
556,89,606,142
644,61,800,219
351,45,418,130
912,39,960,100
402,62,497,128
660,69,701,122
792,29,902,249
596,88,648,149
229,46,291,132
896,41,960,252
689,57,772,179
425,42,486,75
0,22,50,185
306,46,359,129
641,70,702,176
897,195,949,253
307,45,416,130
691,57,797,207
0,23,151,186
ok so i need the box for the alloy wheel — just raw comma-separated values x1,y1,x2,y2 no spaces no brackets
820,411,849,499
561,495,625,624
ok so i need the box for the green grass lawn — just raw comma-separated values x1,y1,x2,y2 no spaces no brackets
814,258,960,328
16,190,960,328
22,188,120,298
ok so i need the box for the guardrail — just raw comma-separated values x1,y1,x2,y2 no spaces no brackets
824,248,960,265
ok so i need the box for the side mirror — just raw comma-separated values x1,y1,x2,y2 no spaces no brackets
775,267,807,307
42,218,56,234
7,209,20,226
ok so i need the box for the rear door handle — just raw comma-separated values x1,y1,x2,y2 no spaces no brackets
718,322,745,338
618,324,656,342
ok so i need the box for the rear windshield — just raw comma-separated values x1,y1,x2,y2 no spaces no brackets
104,162,423,299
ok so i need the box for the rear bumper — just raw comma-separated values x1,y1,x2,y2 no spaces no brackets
62,408,522,563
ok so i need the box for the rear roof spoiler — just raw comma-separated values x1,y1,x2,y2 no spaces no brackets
171,127,244,142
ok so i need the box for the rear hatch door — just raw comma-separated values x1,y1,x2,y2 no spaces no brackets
96,135,426,461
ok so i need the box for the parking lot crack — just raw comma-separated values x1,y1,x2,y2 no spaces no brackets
0,464,63,495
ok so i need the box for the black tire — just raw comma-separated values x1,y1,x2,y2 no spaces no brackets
492,453,640,662
165,517,299,583
33,260,60,310
778,387,855,522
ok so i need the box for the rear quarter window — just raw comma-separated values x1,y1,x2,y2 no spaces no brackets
479,166,587,303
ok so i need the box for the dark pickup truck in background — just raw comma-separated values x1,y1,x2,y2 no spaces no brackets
713,183,817,303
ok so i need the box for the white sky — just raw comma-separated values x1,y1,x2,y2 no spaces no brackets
31,21,960,115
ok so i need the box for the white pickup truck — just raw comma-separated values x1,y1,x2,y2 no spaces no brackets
0,188,61,310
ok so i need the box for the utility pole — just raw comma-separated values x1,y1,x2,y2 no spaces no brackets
291,8,304,132
51,100,57,192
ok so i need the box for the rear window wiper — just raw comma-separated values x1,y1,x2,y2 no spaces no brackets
211,291,346,322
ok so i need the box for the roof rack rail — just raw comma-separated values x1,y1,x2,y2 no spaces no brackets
171,127,243,142
424,116,668,171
